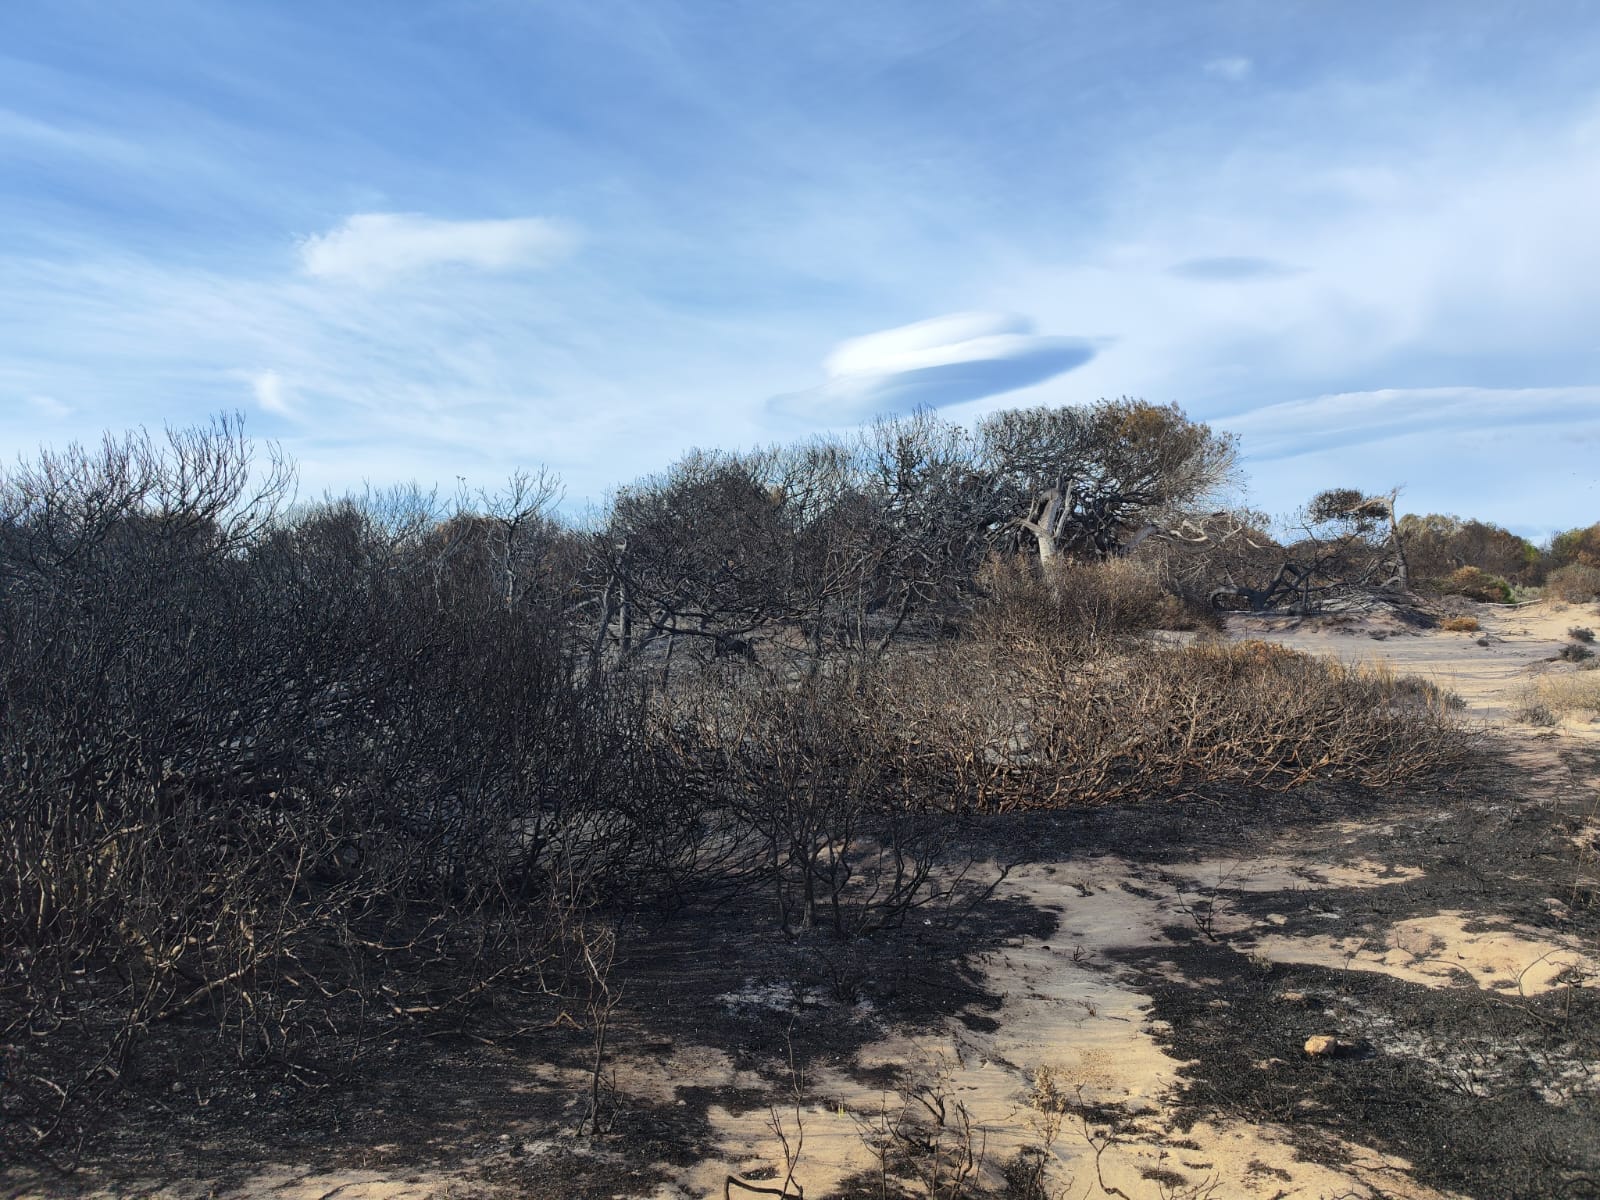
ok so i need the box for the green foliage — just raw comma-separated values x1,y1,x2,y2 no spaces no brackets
977,397,1240,560
1549,522,1600,570
1434,565,1514,603
1398,513,1541,584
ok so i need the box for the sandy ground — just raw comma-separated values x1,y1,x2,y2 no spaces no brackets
12,600,1598,1200
1228,597,1600,736
672,853,1480,1200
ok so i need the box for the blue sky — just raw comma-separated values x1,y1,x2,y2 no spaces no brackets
2,1,1598,537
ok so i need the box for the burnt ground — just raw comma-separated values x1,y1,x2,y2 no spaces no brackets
5,736,1599,1199
1109,739,1600,1200
2,864,1047,1199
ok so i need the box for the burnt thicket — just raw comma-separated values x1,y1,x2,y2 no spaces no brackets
1,405,1473,1159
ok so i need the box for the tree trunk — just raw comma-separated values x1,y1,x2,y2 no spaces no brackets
610,537,633,658
1022,475,1073,565
1385,490,1409,590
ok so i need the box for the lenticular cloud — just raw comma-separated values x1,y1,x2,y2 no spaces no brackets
769,312,1096,425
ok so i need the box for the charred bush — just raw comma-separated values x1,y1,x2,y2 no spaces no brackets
672,668,968,939
970,556,1170,662
0,424,696,1159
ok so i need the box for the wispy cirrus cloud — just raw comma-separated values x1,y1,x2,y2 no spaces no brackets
768,312,1097,425
23,394,71,419
249,369,294,416
0,107,146,165
5,2,1600,531
1169,256,1302,282
1225,387,1600,536
296,213,576,287
1203,56,1253,81
1222,386,1600,459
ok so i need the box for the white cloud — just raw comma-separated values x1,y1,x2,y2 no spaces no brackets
989,94,1600,419
249,368,294,416
24,394,71,418
1203,56,1252,81
297,213,576,287
1215,386,1600,528
770,312,1098,425
0,108,145,163
1169,255,1301,282
825,312,1031,375
1221,386,1600,460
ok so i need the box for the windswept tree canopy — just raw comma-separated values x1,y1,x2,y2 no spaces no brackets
978,398,1240,562
1210,487,1408,613
587,399,1246,666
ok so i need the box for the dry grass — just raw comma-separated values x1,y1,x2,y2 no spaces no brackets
1440,615,1481,632
1518,671,1600,725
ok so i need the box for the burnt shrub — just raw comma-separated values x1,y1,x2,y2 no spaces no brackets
0,427,695,1160
970,556,1170,662
668,667,970,939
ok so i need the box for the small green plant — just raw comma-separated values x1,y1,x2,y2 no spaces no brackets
1569,626,1596,643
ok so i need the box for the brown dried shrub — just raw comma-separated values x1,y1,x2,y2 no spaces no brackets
1435,566,1513,603
880,638,1470,812
970,556,1170,663
1440,616,1481,632
1546,563,1600,603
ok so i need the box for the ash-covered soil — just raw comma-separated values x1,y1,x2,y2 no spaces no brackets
7,724,1599,1199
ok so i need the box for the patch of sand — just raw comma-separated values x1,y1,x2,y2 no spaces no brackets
1169,856,1425,894
217,1170,464,1200
679,607,1600,1195
1229,598,1600,737
681,856,1473,1200
1248,909,1600,995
